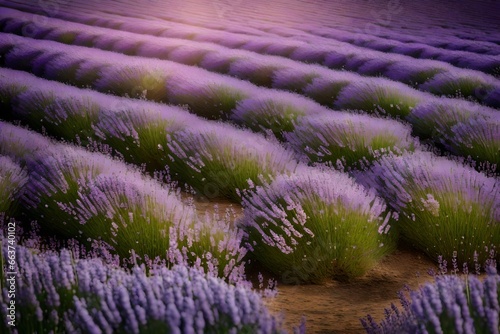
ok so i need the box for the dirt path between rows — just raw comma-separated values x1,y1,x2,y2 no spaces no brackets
265,246,436,333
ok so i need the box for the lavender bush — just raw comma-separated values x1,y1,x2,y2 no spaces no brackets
231,92,322,140
0,240,285,334
229,58,285,87
302,74,351,107
95,64,170,101
334,80,425,118
407,100,499,169
167,78,254,120
92,107,189,172
15,89,100,142
239,166,395,283
359,151,500,266
361,266,500,334
272,67,321,94
166,123,299,201
0,155,28,215
420,72,496,102
452,118,499,170
285,112,415,170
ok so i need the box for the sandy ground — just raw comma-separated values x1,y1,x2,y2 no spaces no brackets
189,196,437,334
264,246,436,333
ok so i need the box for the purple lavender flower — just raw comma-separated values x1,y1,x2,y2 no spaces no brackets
240,166,394,283
362,267,500,334
285,112,415,170
0,155,28,214
231,91,323,139
360,150,500,265
166,122,298,201
0,240,287,333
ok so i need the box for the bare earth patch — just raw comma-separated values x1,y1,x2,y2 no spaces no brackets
266,246,436,333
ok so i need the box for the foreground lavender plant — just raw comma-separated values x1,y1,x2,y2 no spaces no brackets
0,240,287,334
361,266,500,334
359,151,500,266
239,166,395,283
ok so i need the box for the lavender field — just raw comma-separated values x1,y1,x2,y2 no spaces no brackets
0,0,499,333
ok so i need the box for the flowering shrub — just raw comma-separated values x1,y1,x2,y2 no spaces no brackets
360,151,500,265
272,67,321,94
0,155,27,215
361,266,500,334
93,106,189,172
452,118,500,170
167,78,253,120
231,93,322,139
229,58,286,87
167,123,299,201
420,72,496,101
335,80,425,118
240,167,395,283
302,74,351,107
0,241,286,334
407,100,499,168
385,61,447,86
407,100,496,141
0,80,27,118
285,112,415,170
95,64,170,101
16,88,100,141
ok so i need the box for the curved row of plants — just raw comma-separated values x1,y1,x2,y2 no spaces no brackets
0,238,288,333
303,24,500,59
283,25,500,76
0,66,416,177
0,35,498,171
1,69,498,283
355,150,499,267
1,8,500,109
0,122,248,282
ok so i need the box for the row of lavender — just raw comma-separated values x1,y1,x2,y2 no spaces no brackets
0,236,287,333
2,7,500,107
0,34,498,171
0,122,248,282
293,23,500,56
1,67,498,279
2,233,498,334
273,25,500,76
